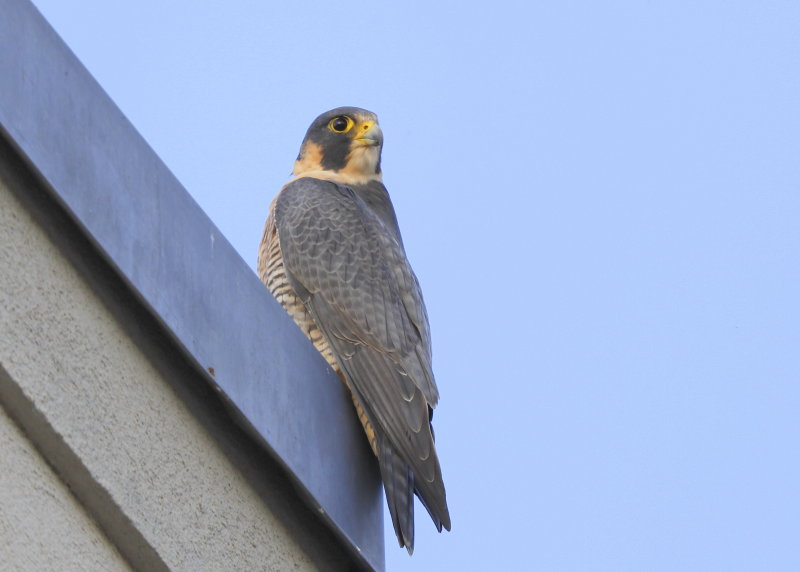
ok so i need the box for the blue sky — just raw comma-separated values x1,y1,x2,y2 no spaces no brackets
31,1,800,570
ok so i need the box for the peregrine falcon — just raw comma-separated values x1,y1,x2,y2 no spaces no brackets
258,107,450,553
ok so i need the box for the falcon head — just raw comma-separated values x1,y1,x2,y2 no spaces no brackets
292,107,383,183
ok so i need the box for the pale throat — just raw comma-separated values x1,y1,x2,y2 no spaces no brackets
342,145,381,178
292,143,383,186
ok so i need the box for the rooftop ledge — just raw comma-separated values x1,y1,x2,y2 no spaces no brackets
0,1,383,569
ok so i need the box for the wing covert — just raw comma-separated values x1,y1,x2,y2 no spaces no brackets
273,177,449,527
274,177,438,405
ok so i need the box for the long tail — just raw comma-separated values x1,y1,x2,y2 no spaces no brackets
379,439,416,554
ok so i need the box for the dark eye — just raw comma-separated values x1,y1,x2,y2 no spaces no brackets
328,116,353,133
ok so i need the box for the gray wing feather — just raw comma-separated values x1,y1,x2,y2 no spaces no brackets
274,177,450,533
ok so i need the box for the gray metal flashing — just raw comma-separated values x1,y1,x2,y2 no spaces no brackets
0,1,384,569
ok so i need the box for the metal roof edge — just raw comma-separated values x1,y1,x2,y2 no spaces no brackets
0,1,383,569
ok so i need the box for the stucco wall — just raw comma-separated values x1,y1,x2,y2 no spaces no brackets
0,402,130,571
0,152,319,570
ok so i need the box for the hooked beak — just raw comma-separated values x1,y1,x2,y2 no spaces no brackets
354,120,383,147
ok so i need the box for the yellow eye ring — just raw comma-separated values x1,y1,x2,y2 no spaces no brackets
328,116,354,133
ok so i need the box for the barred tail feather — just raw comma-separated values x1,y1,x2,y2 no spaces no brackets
379,440,415,554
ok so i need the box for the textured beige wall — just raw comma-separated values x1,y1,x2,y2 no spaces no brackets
0,164,318,570
0,404,130,571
